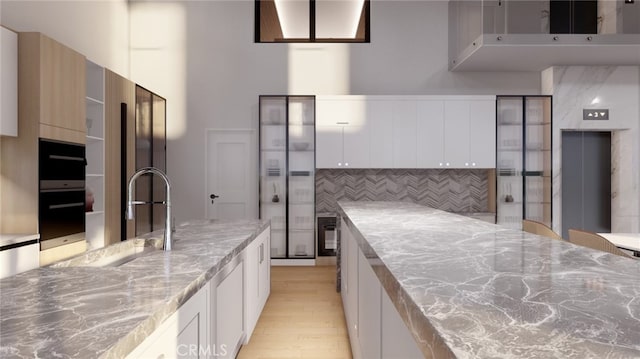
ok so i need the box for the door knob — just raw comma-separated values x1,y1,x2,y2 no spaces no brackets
210,194,219,204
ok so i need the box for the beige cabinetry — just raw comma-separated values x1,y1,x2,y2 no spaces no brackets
86,64,137,249
1,27,18,137
105,70,136,245
0,32,86,258
18,32,86,143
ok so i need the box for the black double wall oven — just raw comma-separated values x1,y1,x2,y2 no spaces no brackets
39,139,86,250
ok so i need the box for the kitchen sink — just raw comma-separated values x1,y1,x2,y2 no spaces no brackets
83,245,158,267
51,238,164,268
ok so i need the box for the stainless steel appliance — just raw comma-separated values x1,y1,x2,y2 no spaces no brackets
38,139,86,250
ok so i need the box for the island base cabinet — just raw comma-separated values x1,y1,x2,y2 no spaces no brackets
212,258,245,359
127,282,209,359
341,221,361,359
381,289,423,359
0,243,39,279
357,249,381,359
341,218,423,359
244,227,271,342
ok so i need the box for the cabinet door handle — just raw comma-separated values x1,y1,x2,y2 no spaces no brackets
344,162,349,167
338,162,342,167
336,122,349,125
260,243,264,263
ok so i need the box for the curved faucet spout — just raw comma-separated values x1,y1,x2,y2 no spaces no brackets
126,167,173,251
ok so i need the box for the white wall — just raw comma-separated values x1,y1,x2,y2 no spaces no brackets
130,0,541,222
0,0,130,77
1,0,543,223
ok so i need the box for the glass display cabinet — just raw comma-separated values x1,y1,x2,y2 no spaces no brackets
496,96,552,230
259,95,316,259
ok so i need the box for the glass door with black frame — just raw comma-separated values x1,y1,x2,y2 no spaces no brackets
287,96,315,259
134,85,167,236
259,95,316,260
260,96,287,258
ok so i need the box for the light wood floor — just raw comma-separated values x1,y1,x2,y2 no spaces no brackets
237,266,352,359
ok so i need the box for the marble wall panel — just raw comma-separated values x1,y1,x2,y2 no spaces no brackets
543,66,640,233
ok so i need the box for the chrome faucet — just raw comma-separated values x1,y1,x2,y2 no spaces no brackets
126,167,173,251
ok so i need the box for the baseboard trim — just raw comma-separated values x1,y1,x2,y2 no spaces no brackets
271,259,316,266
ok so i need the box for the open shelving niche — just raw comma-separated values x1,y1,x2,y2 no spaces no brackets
85,60,105,250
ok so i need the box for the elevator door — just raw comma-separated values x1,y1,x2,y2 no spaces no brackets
561,131,611,239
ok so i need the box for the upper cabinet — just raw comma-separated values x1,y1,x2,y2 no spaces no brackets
391,101,418,168
1,27,18,137
416,100,445,168
20,32,86,144
316,97,370,168
443,99,496,168
316,96,496,170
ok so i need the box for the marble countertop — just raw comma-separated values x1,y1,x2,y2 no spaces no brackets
0,219,269,358
337,201,640,358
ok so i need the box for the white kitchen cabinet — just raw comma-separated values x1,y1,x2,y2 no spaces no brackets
358,249,382,359
316,126,344,168
469,99,496,168
128,230,271,359
213,258,244,359
316,97,369,168
127,282,209,359
444,100,471,168
316,125,370,168
0,242,39,279
343,125,370,168
368,100,393,168
0,27,18,137
392,101,417,168
244,227,271,342
341,218,423,359
444,98,496,169
417,100,445,168
381,288,423,358
316,96,495,170
340,220,361,359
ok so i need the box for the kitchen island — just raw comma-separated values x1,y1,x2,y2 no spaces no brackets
0,219,270,358
338,201,640,358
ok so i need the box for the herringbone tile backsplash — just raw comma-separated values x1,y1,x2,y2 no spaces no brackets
316,169,488,214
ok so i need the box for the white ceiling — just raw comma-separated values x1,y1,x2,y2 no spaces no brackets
451,34,640,72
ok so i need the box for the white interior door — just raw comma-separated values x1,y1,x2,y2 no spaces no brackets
206,130,256,220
